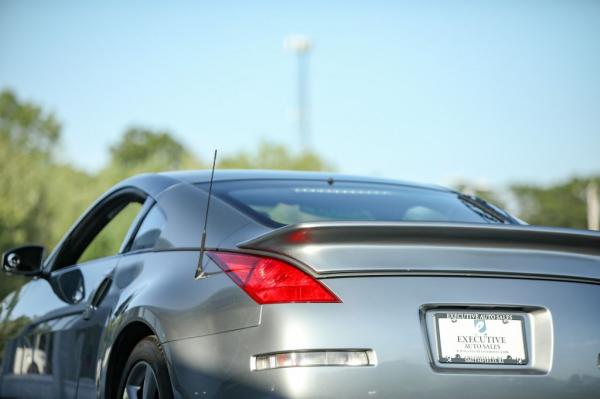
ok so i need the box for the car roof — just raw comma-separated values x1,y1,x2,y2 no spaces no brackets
157,169,452,193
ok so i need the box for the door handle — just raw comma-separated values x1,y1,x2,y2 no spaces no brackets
82,277,112,320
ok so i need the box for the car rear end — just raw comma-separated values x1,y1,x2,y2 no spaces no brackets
164,178,600,399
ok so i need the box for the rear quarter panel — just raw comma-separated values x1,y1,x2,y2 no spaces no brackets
97,251,261,397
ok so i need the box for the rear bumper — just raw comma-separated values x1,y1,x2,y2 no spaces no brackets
164,276,600,399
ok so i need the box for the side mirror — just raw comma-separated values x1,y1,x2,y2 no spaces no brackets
2,245,45,276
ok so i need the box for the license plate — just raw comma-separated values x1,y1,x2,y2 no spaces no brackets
435,312,528,365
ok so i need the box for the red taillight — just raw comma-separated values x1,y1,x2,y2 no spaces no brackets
207,251,341,304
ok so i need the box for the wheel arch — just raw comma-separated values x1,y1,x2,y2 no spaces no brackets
104,319,162,399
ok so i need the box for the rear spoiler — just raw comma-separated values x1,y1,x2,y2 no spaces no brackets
239,222,600,256
238,222,600,283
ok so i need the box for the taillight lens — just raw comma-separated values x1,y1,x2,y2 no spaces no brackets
207,251,341,304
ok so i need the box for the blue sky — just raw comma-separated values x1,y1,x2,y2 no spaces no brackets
1,0,599,187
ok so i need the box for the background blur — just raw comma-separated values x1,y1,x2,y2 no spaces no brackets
1,0,599,297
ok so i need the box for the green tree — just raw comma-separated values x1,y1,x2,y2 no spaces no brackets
0,90,61,242
99,127,204,187
0,90,87,298
0,90,60,156
109,127,201,171
511,177,599,229
218,141,333,171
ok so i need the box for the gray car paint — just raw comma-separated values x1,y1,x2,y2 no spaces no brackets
0,170,599,399
165,276,600,398
239,221,600,283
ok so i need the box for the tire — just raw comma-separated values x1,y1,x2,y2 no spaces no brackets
117,335,174,399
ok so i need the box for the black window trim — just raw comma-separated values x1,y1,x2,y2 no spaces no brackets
119,197,156,254
46,187,151,272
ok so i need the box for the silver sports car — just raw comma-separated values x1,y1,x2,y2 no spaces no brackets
1,170,599,399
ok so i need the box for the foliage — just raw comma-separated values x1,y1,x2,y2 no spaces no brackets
452,177,600,228
99,127,204,189
0,91,73,298
109,127,202,171
511,177,600,229
0,91,60,156
218,140,333,171
0,92,61,246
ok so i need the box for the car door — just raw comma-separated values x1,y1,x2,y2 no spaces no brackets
0,188,151,399
75,200,168,399
73,198,158,398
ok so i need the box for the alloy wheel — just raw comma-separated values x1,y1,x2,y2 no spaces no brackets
122,361,160,399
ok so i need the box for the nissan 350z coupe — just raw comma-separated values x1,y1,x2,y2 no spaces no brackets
0,170,599,399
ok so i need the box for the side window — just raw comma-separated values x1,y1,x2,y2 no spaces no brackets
78,202,143,264
129,205,166,252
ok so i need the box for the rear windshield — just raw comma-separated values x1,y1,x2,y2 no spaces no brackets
204,180,509,227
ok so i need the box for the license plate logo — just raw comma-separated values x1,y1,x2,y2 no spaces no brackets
435,312,528,365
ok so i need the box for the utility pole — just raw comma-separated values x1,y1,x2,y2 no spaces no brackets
586,182,599,230
284,35,312,150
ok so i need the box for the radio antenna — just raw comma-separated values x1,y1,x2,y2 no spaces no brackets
195,149,217,279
